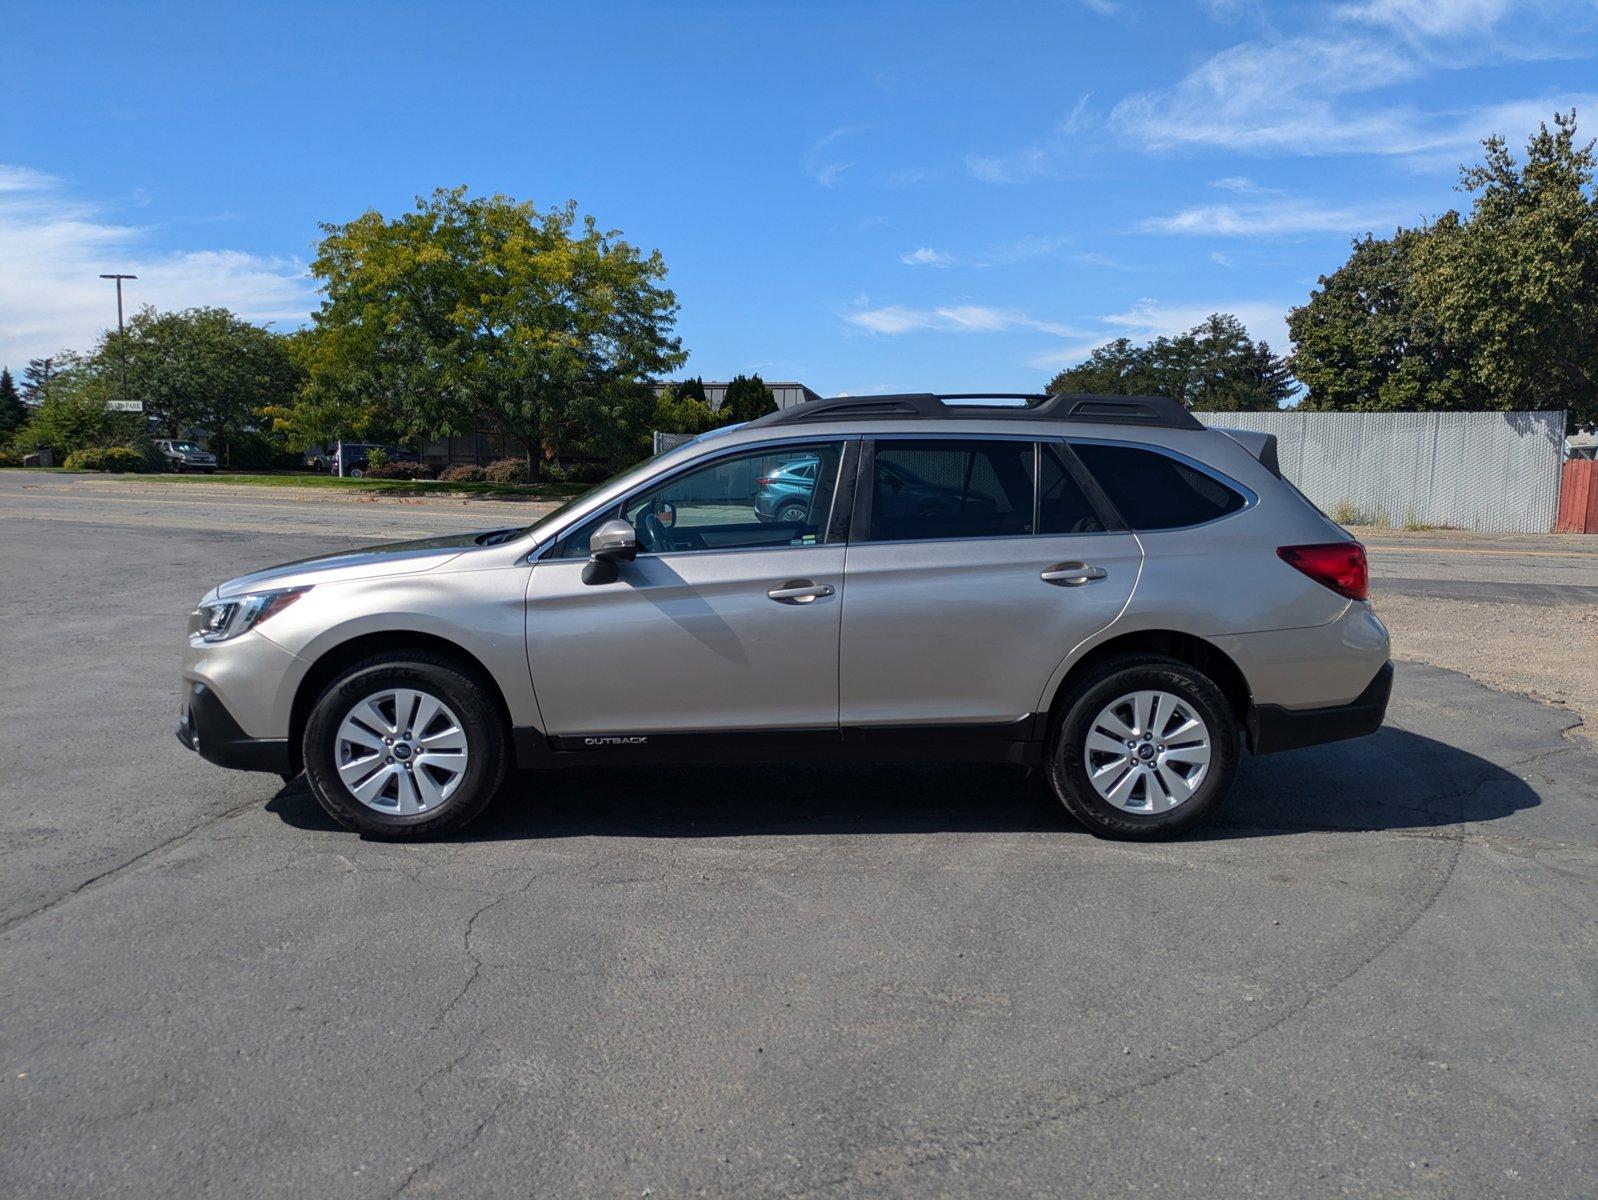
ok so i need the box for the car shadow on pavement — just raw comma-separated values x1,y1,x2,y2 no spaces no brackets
263,726,1539,842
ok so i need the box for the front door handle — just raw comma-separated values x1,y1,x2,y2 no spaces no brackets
1041,562,1108,586
768,580,835,604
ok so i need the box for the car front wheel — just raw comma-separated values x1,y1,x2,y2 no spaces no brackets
302,652,508,839
1047,653,1239,839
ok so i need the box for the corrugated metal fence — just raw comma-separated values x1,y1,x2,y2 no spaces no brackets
1193,410,1566,533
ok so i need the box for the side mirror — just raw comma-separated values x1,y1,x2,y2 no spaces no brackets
582,519,638,585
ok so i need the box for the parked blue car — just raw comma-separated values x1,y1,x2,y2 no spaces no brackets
754,454,973,525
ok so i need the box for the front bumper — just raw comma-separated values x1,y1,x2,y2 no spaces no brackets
1247,661,1393,755
176,681,292,774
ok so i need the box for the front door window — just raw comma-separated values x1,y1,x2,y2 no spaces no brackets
559,442,844,557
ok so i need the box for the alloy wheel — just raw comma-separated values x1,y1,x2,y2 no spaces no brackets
1083,690,1212,813
335,688,469,815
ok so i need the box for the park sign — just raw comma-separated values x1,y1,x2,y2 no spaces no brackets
107,400,144,412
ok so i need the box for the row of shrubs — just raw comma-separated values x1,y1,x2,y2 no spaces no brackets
29,445,615,483
431,459,608,485
63,446,157,473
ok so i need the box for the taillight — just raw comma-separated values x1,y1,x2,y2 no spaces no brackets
1277,542,1368,601
757,476,774,487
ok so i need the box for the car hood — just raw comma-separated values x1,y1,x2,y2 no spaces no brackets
214,529,512,598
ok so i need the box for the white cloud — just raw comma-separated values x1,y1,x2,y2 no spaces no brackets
974,2,1598,174
845,303,1087,338
806,126,867,188
1210,175,1279,194
1140,197,1418,235
1106,298,1293,355
1338,0,1510,40
878,166,931,188
814,162,854,188
1026,298,1294,369
896,235,1073,269
1108,0,1598,159
0,166,313,370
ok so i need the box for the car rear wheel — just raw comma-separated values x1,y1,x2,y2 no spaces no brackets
1047,653,1238,839
302,652,508,839
776,501,809,523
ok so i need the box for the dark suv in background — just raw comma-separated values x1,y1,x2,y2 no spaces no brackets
326,444,420,477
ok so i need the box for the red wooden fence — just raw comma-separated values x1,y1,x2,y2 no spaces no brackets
1556,459,1598,534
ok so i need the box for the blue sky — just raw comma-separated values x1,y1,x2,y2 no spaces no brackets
3,0,1596,394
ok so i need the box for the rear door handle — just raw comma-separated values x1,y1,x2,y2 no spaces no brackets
768,580,835,604
1041,562,1108,586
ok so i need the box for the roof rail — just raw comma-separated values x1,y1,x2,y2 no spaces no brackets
748,392,1204,431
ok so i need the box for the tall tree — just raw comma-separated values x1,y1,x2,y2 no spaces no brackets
1413,110,1597,426
307,188,686,475
20,357,56,405
651,384,717,435
718,374,777,423
1288,110,1597,426
103,306,301,458
7,352,143,453
672,377,709,406
1047,313,1291,411
1288,225,1484,411
0,368,26,441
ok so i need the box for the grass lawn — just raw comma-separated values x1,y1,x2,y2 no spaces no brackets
112,470,588,500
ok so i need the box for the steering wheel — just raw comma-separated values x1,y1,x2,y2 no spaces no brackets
639,509,673,553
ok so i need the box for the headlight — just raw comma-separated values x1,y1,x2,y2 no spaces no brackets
194,586,310,642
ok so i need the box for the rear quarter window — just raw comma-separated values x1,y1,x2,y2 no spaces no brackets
1071,442,1246,530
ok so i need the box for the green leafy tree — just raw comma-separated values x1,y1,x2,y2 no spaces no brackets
1289,111,1597,426
102,306,301,463
672,377,709,406
1288,225,1484,411
10,353,144,454
1048,313,1291,410
1412,110,1598,426
307,187,686,476
20,357,56,405
718,374,777,423
1048,338,1158,396
0,368,26,441
568,380,657,465
650,384,717,435
262,328,387,450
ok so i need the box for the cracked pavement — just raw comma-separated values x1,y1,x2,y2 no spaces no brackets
1,476,1596,1197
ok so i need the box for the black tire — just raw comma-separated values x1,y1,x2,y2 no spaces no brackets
1046,653,1239,840
776,501,808,524
302,651,508,839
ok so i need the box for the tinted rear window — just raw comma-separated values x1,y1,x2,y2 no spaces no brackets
868,440,1035,541
1038,445,1105,535
1071,442,1245,530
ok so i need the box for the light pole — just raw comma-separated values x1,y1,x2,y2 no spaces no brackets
98,273,137,405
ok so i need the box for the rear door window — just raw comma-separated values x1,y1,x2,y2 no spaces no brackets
1070,442,1246,530
866,440,1035,542
1038,444,1106,535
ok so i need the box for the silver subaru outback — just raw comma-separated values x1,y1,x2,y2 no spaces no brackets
177,393,1391,840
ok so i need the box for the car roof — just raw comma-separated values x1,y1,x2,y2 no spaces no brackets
744,392,1202,433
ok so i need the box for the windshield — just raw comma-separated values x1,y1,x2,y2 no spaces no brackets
171,442,203,452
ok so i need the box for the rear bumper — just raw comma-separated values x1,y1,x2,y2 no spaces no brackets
1248,661,1393,756
177,682,292,774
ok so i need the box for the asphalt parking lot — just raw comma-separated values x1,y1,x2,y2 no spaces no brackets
2,472,1596,1197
